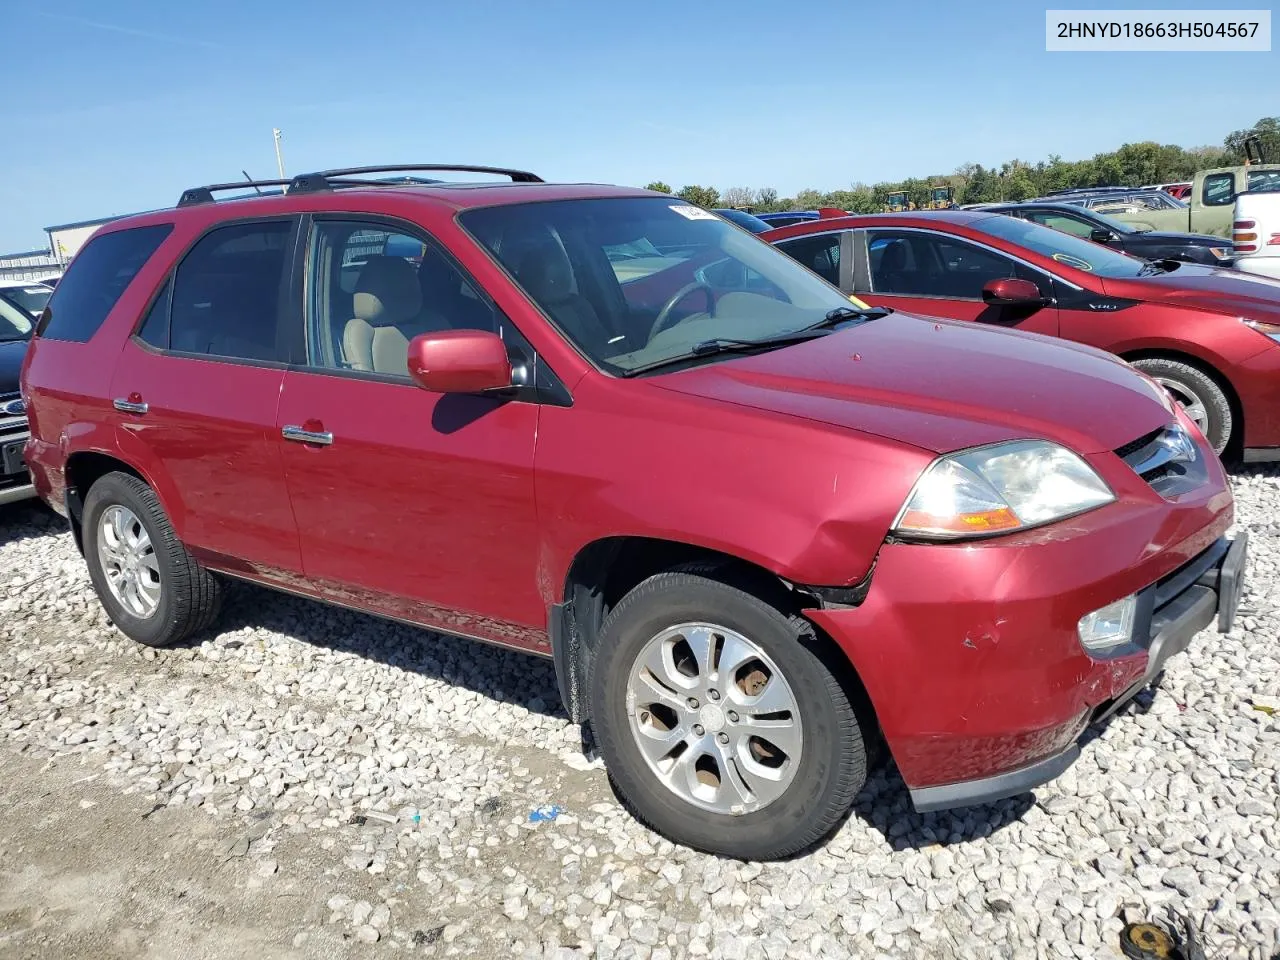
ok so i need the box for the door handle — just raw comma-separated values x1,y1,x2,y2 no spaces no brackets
282,425,334,446
113,398,149,415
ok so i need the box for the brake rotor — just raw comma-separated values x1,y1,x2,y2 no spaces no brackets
1120,923,1178,960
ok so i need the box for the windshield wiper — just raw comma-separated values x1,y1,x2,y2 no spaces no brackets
805,305,893,331
623,329,837,377
1138,258,1181,276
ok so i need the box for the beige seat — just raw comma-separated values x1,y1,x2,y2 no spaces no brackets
342,256,425,374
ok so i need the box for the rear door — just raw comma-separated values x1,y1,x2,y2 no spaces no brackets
854,227,1060,337
107,217,304,578
274,216,548,651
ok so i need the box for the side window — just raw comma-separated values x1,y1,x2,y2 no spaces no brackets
305,220,503,376
775,234,842,287
1202,173,1236,207
869,230,1021,299
169,220,292,362
136,279,172,348
1027,212,1095,240
39,224,173,342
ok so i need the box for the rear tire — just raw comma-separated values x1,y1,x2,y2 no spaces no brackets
1130,357,1232,454
588,572,867,860
83,472,221,648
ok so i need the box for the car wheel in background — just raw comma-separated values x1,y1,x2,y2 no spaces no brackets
1131,358,1233,455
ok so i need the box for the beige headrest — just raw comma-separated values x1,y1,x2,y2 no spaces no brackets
353,256,422,326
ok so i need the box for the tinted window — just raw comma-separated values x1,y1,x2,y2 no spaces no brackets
869,230,1022,299
1202,173,1235,207
973,215,1146,278
136,279,172,348
305,220,506,376
0,296,33,342
1246,169,1280,193
0,284,52,318
1024,211,1096,239
39,224,173,342
169,221,292,362
459,197,855,375
776,233,842,286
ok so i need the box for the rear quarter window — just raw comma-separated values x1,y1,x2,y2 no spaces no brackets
39,224,174,342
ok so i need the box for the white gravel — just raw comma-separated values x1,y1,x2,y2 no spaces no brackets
1,469,1279,959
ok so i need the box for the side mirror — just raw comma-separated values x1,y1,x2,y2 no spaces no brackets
982,277,1045,307
1089,228,1117,244
407,330,512,394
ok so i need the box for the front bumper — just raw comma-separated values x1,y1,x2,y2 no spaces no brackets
909,532,1246,812
805,452,1236,808
0,420,35,506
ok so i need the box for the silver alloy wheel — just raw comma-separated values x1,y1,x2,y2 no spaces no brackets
625,622,803,815
97,505,161,619
1152,375,1210,436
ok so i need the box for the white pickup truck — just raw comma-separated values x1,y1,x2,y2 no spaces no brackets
1233,186,1280,279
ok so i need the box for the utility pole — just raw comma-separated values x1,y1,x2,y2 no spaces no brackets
273,128,285,179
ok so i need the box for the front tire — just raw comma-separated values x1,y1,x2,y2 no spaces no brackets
588,572,867,860
83,471,222,648
1130,357,1233,455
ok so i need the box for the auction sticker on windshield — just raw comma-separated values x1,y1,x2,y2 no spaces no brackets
670,205,720,221
1052,252,1094,271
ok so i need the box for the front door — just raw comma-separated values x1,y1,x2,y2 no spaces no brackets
108,217,303,579
276,217,547,652
857,228,1060,338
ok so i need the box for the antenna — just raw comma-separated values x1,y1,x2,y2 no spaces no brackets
241,170,263,195
272,128,286,178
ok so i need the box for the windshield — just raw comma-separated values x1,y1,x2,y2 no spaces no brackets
0,284,52,318
973,214,1149,278
459,197,858,374
0,295,35,341
1084,209,1139,234
1247,170,1280,194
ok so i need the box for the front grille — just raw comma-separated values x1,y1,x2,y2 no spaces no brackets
1114,422,1208,498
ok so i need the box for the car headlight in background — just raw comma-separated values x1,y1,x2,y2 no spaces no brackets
1242,317,1280,344
1209,247,1233,260
892,440,1115,540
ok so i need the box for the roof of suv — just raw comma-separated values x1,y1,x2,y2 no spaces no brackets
90,165,662,237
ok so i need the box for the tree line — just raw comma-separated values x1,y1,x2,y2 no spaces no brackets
645,116,1279,213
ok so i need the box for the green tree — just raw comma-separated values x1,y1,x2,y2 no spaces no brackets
675,185,720,208
644,181,672,194
722,186,757,209
1225,116,1280,163
756,187,779,211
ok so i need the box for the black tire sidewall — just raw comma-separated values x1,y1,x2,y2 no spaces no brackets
83,473,186,647
1132,358,1232,453
589,575,863,859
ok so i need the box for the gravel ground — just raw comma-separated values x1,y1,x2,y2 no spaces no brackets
1,471,1278,960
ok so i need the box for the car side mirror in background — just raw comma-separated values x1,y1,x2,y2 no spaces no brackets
982,277,1045,307
1090,228,1117,244
407,330,513,394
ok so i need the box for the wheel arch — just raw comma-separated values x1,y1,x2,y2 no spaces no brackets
551,535,880,746
62,448,174,555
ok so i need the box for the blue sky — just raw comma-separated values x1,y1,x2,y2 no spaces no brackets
1,0,1275,250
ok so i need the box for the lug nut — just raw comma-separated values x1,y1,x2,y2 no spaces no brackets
708,689,720,701
727,711,739,723
692,724,705,737
717,733,729,745
687,697,700,710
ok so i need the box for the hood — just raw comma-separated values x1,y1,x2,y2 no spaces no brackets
0,338,29,395
653,313,1173,455
1102,264,1280,321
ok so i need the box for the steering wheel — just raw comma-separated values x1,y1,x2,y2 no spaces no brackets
647,282,716,343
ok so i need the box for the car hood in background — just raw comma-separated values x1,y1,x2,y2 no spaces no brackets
653,312,1172,455
1102,264,1280,321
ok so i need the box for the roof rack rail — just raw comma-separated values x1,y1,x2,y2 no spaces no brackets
176,179,293,207
287,164,544,195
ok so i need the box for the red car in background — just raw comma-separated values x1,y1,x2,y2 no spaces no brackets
763,211,1280,459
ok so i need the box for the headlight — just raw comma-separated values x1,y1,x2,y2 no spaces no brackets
892,440,1115,540
1243,317,1280,344
1209,247,1233,260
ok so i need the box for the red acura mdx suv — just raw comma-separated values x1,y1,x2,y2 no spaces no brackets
20,166,1246,859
